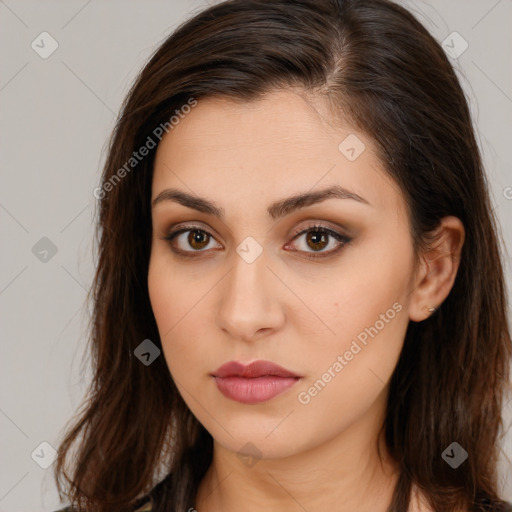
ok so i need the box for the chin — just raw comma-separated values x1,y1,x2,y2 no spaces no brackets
208,422,309,462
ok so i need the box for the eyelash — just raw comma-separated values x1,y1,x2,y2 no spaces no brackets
161,223,352,260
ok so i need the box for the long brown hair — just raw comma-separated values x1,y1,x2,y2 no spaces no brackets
54,0,512,510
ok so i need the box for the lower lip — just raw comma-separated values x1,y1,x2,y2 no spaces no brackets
213,376,300,404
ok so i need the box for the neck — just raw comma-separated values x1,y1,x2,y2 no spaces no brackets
195,392,400,512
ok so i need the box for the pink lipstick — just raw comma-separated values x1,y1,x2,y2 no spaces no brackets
211,360,301,404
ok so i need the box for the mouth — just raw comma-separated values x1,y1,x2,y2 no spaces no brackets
211,360,302,404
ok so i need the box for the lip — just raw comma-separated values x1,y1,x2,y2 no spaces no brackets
212,360,301,379
211,360,302,404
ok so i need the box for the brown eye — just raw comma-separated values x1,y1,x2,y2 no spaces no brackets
187,230,210,250
285,225,351,260
305,230,329,251
164,227,222,256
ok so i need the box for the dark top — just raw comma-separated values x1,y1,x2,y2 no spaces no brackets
54,498,151,511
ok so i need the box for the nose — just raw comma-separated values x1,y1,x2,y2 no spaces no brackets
215,247,285,343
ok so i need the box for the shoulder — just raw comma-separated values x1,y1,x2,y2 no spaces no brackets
133,499,152,512
52,473,174,512
474,500,512,512
53,497,153,512
493,503,512,512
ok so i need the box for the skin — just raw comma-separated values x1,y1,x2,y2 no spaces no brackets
147,89,465,512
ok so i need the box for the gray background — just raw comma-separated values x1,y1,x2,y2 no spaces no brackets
1,1,511,510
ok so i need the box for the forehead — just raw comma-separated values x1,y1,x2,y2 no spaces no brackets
156,90,343,162
151,90,404,219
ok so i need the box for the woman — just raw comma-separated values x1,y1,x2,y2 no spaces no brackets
53,0,512,511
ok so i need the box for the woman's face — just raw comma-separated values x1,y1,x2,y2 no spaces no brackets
148,90,417,460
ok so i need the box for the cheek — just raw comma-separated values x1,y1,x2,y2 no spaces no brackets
296,233,413,401
148,247,204,335
293,278,410,445
147,253,215,380
314,236,413,348
147,256,174,334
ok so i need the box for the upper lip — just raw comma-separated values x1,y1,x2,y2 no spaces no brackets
212,360,301,378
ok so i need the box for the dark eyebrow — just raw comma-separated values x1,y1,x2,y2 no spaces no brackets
151,185,370,220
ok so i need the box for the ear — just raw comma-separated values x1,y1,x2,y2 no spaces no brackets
408,216,465,322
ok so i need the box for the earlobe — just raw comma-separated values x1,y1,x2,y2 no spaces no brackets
408,216,465,322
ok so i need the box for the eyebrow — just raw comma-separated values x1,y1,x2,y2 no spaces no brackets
151,185,370,220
